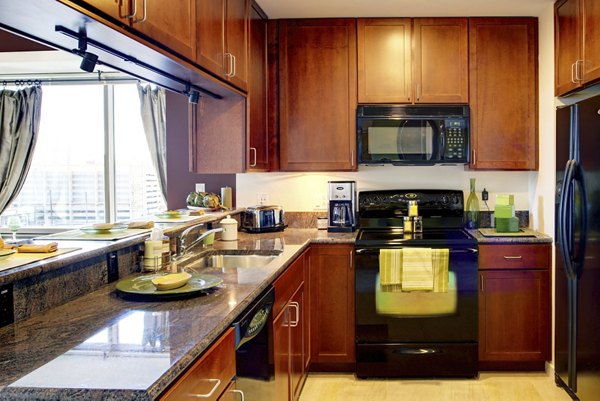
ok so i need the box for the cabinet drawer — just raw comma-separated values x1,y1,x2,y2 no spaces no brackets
479,244,550,270
273,252,305,317
160,328,235,401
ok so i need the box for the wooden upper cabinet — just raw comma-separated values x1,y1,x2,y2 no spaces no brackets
469,18,538,170
279,19,357,171
357,18,468,104
413,18,468,103
555,0,600,96
64,0,130,22
197,0,249,92
65,0,196,60
129,0,196,60
247,2,270,171
357,18,412,103
555,0,582,95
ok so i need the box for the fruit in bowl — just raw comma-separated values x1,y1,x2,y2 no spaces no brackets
186,191,222,209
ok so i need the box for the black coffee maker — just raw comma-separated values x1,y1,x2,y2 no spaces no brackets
328,181,357,232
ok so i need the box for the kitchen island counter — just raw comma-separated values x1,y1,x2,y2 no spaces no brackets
0,228,354,401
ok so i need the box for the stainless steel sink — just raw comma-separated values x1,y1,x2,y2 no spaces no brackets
187,251,281,269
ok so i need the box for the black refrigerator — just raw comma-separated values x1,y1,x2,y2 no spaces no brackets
555,95,600,401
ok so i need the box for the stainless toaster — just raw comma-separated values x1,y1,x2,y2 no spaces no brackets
241,205,286,233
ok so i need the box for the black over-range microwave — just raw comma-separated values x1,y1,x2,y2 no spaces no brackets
357,104,470,165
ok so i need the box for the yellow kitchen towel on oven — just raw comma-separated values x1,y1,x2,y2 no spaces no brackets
432,249,449,293
379,249,402,292
401,247,434,291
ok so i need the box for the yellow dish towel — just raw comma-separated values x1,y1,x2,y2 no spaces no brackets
401,247,434,292
432,249,449,292
379,249,403,292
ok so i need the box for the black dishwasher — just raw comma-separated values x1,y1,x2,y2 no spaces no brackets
232,286,275,401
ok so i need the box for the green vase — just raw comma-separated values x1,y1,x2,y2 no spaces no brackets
465,178,480,229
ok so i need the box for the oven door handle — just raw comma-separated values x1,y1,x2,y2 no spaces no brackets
355,248,478,255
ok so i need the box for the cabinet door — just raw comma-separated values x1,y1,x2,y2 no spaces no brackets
469,18,538,170
309,245,355,367
413,18,468,103
63,0,130,22
273,307,291,401
247,3,269,171
197,0,226,77
555,0,582,96
130,0,196,60
479,270,550,369
225,0,249,91
289,285,305,401
582,0,600,84
279,19,357,171
160,328,236,401
357,18,412,103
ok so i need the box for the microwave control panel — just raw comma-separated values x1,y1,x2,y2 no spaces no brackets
443,119,468,161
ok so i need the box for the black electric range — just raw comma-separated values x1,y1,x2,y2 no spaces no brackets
354,189,479,378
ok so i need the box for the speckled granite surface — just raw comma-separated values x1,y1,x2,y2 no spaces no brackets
0,210,552,401
0,228,354,401
469,228,552,244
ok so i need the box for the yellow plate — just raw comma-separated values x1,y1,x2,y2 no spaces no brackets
0,249,16,259
115,272,223,300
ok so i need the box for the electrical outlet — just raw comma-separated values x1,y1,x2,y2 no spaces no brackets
313,194,328,210
258,193,269,205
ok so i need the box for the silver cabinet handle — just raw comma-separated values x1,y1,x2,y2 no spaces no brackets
289,301,300,327
224,53,234,77
503,255,523,260
480,274,484,292
120,0,136,18
571,62,577,84
189,378,221,398
132,0,147,23
230,389,245,401
575,59,583,82
351,150,355,167
472,149,476,166
250,147,257,167
416,83,420,101
231,54,237,78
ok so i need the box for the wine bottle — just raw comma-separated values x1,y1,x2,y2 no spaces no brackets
465,178,480,229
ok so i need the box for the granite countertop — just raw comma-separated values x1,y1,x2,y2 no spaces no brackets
469,228,553,244
0,228,354,401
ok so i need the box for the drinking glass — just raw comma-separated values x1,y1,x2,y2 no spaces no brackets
7,216,21,241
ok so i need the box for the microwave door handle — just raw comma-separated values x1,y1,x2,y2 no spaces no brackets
440,129,446,159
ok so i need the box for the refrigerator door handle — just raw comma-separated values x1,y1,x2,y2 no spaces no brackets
559,159,577,280
572,161,588,279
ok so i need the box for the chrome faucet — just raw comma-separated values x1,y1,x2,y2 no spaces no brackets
174,224,223,260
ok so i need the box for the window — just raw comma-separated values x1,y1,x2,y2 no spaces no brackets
0,83,166,229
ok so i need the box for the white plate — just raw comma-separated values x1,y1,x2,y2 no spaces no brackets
187,205,220,212
0,249,16,259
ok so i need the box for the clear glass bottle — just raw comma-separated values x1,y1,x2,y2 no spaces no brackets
465,178,480,229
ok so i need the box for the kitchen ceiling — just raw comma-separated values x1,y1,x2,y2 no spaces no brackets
256,0,555,18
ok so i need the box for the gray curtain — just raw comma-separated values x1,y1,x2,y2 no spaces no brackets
137,83,167,203
0,86,43,215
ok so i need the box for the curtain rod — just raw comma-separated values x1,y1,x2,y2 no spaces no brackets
1,72,141,87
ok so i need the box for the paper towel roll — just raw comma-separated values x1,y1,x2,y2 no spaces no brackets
221,187,232,209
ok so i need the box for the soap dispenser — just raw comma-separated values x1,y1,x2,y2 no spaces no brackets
221,215,238,241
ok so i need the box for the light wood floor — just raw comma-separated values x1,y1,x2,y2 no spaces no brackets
299,373,573,401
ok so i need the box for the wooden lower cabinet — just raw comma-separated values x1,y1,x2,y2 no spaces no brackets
309,244,355,370
160,328,236,401
273,251,308,401
478,244,551,370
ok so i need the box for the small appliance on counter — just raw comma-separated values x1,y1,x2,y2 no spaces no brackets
328,181,357,232
241,205,286,233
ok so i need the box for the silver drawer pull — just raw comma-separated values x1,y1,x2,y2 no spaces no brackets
230,389,245,401
503,255,523,260
189,378,221,398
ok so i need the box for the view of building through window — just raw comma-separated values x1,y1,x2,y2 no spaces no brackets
0,83,166,229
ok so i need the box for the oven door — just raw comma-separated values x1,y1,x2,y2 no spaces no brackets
355,244,478,344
